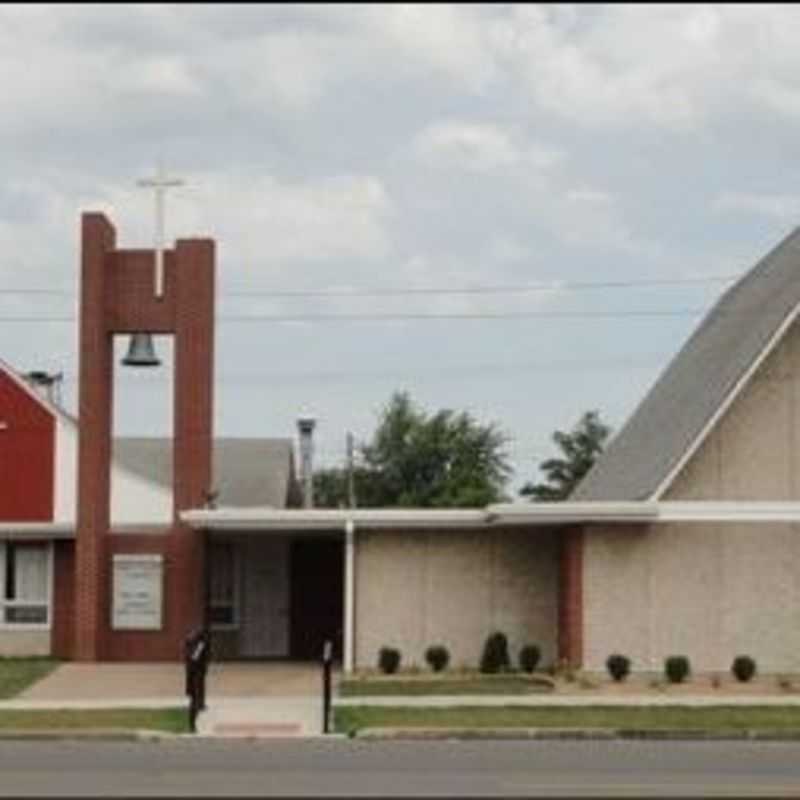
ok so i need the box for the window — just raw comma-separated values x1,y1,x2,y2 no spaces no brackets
209,542,237,628
0,542,50,626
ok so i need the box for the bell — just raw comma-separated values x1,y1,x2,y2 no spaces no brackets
121,333,161,368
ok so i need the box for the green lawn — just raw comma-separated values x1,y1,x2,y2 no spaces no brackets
339,676,553,697
0,658,59,699
335,705,800,735
0,708,189,733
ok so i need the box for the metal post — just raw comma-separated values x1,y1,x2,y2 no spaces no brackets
346,431,356,509
322,639,333,734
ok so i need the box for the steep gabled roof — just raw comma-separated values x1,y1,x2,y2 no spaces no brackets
575,226,800,502
113,437,297,508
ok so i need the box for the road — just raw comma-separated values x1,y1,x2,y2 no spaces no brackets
1,739,800,797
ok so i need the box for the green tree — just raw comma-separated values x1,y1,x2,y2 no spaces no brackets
520,410,611,502
312,391,511,508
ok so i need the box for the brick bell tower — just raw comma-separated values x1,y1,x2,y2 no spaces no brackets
74,212,215,661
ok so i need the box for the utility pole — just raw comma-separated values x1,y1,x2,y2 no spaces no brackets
346,431,356,509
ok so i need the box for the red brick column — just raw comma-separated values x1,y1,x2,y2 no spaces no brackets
172,238,214,637
557,526,584,668
73,213,215,661
75,214,115,661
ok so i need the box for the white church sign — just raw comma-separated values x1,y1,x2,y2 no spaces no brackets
111,554,163,630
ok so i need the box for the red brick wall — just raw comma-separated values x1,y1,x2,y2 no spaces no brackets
52,540,75,659
557,526,584,667
0,371,54,521
74,213,214,661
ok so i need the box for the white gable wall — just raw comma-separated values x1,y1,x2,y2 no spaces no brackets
53,414,172,525
583,320,800,673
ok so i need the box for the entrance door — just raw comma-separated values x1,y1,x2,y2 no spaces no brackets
240,538,289,657
289,538,344,660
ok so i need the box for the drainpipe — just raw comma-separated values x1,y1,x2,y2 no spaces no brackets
344,518,356,673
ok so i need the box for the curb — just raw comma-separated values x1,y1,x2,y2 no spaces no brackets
354,726,800,741
0,728,180,742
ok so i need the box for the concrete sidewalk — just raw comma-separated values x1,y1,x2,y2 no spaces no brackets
17,662,324,702
196,696,323,738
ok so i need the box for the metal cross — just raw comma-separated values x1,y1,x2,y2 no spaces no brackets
137,162,184,299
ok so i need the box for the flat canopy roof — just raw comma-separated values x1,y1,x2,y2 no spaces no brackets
181,501,800,532
180,502,659,531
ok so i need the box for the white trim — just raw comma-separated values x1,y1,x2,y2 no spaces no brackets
0,523,73,538
182,507,489,531
488,502,659,525
657,501,800,523
651,302,800,501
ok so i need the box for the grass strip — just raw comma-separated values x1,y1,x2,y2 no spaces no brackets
0,707,190,733
339,677,552,696
0,658,60,699
335,705,800,735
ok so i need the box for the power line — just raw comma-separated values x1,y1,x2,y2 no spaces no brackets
0,274,740,298
57,353,669,384
0,309,704,324
222,275,740,297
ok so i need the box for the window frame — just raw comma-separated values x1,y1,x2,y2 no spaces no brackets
0,540,53,631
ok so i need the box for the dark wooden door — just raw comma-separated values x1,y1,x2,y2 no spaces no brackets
289,538,344,661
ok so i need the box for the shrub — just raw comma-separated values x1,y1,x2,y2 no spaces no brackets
519,644,542,674
731,655,756,683
664,655,691,684
480,632,511,674
425,645,450,673
378,647,401,675
605,654,631,682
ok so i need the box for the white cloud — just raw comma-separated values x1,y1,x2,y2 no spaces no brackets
714,191,800,220
412,120,564,173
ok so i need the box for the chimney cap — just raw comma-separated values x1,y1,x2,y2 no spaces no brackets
297,414,317,434
25,370,60,385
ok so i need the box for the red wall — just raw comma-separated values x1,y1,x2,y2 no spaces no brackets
51,540,75,659
0,371,54,521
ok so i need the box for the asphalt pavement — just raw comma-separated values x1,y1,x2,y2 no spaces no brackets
1,738,800,796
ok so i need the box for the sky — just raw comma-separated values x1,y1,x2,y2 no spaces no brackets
2,3,800,494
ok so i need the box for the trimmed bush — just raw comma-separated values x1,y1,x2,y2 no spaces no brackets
480,632,511,674
732,655,756,683
424,645,450,673
606,654,631,682
519,644,542,674
664,655,691,684
378,647,401,675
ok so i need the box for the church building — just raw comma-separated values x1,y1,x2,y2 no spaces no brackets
2,211,800,675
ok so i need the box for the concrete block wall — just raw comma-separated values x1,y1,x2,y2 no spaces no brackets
354,527,558,670
583,522,800,673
